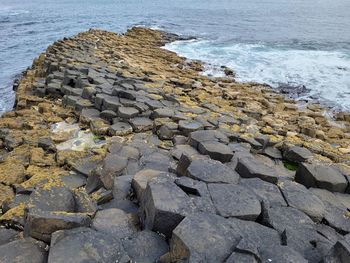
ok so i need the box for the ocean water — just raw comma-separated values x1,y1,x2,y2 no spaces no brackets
1,0,350,113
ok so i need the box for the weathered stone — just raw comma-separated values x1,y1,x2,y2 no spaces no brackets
122,230,169,263
48,227,130,263
25,208,91,242
186,159,240,184
235,156,279,183
131,169,167,200
140,178,194,237
70,155,102,177
81,86,96,99
151,108,175,119
296,163,348,193
0,228,20,246
240,178,287,207
129,117,153,132
323,241,350,263
99,154,128,189
278,180,326,222
189,130,229,148
170,213,241,263
102,96,121,112
90,119,110,135
92,208,137,238
178,120,204,135
100,110,117,121
284,146,313,163
208,183,261,220
263,146,282,159
0,184,14,207
72,188,97,214
0,238,47,263
108,121,133,136
198,141,233,162
171,144,199,160
29,187,75,212
118,106,139,119
79,108,100,124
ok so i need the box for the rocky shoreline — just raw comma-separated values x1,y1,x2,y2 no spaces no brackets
0,27,350,262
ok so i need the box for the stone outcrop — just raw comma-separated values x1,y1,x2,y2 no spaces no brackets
0,27,349,262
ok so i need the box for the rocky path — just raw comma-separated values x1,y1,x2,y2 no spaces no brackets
0,27,350,262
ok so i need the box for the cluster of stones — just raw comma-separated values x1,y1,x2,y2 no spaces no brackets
0,28,350,262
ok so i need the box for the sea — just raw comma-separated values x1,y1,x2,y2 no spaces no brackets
1,0,350,114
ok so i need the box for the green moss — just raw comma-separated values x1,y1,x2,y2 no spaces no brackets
283,161,298,171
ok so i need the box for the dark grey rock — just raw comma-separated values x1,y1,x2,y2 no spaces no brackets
72,188,97,214
122,230,169,263
178,120,204,135
118,106,139,119
129,117,153,132
48,227,130,263
100,110,117,121
240,178,287,207
25,208,91,242
284,146,313,163
79,108,100,124
102,96,121,112
92,208,137,238
225,252,258,263
0,228,20,245
263,146,283,159
0,238,47,263
208,183,261,220
228,142,252,153
70,156,102,177
235,156,279,183
132,169,168,200
171,144,199,160
198,141,233,162
258,245,308,263
108,121,133,136
99,154,128,189
296,163,348,193
278,180,326,222
140,178,195,237
29,187,75,212
81,86,96,99
189,130,229,148
170,213,241,263
323,241,350,263
151,108,175,119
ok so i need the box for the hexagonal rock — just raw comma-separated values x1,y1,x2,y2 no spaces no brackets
117,106,139,119
170,213,242,263
208,183,261,220
131,169,168,200
178,120,204,135
122,230,169,263
240,178,287,207
29,187,75,212
283,146,313,163
79,108,100,124
48,227,130,263
140,178,195,237
323,241,350,263
150,108,175,119
92,208,137,239
198,141,233,163
188,130,229,148
235,156,279,183
0,238,47,263
25,208,91,242
186,159,240,184
296,163,348,193
99,154,128,189
128,117,153,132
108,121,133,136
100,110,117,121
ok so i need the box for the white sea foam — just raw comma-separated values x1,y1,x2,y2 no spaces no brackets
165,40,350,110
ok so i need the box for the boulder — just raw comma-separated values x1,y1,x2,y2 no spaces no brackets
278,180,326,222
92,208,137,239
188,130,229,149
48,227,130,263
198,141,233,163
235,156,279,183
186,159,240,184
0,238,47,263
131,169,167,200
208,183,261,220
284,146,313,163
99,154,128,189
122,230,169,263
108,121,133,136
140,178,195,237
129,117,153,132
296,163,348,193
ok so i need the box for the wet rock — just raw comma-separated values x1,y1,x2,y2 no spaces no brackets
99,153,128,189
208,183,261,220
296,163,348,193
0,238,47,263
25,208,91,242
122,230,169,263
92,208,137,238
48,227,130,263
278,180,326,222
198,141,233,162
186,159,240,184
108,121,133,136
140,178,194,237
235,156,279,183
240,178,287,207
170,213,241,263
129,117,153,132
284,146,313,163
